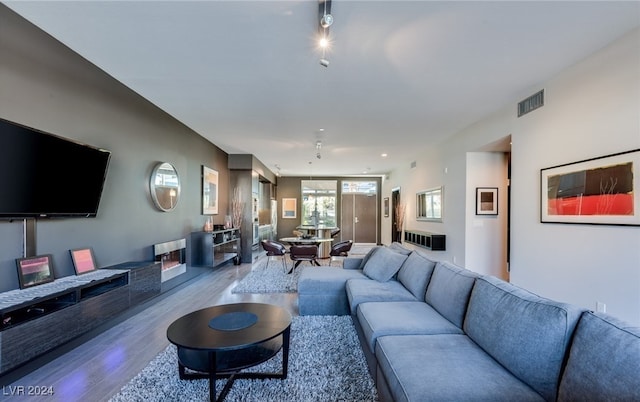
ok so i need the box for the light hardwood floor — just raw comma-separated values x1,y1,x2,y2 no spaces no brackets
2,261,298,402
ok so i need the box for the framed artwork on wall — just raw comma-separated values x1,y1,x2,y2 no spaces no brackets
476,187,498,215
540,149,640,226
202,166,219,215
282,198,297,219
384,197,390,217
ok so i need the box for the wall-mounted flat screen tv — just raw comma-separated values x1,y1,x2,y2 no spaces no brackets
0,118,111,218
16,254,55,289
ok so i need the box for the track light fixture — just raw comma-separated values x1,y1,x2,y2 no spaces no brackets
319,0,333,30
318,0,333,67
320,13,333,28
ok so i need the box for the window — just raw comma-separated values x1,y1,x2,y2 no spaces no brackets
301,180,337,226
342,181,377,194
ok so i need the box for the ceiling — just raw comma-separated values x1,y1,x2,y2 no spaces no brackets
4,1,639,177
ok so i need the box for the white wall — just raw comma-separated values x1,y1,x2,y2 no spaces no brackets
383,28,640,324
510,28,640,324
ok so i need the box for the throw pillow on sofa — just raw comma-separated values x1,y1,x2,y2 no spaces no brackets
362,246,409,282
358,246,382,270
397,252,437,301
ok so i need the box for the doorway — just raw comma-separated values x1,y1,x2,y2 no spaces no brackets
340,180,378,244
465,136,511,280
391,187,401,242
341,194,377,243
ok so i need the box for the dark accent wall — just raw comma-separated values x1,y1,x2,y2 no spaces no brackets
276,176,382,243
0,5,230,292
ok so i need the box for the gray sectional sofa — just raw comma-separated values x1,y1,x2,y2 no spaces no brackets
298,243,640,402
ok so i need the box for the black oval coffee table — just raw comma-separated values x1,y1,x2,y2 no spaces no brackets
167,303,292,402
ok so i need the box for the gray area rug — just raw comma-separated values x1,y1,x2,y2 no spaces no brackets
231,256,306,294
109,315,377,402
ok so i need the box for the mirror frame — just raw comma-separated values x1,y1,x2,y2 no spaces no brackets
150,162,181,212
416,186,443,222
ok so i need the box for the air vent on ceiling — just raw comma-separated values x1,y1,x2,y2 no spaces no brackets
410,161,417,169
518,89,544,117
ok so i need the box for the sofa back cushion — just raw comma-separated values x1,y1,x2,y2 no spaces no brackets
557,311,640,401
362,246,408,282
424,261,478,328
397,252,436,301
357,246,382,270
388,242,412,255
464,276,584,401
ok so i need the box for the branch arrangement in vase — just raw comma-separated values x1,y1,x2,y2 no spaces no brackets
231,187,245,229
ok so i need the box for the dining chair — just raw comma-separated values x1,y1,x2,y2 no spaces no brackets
329,240,353,266
260,240,288,273
288,244,320,274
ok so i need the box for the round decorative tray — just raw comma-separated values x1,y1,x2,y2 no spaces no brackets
209,312,258,331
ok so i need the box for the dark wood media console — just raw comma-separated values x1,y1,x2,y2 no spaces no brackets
105,261,162,305
0,261,161,375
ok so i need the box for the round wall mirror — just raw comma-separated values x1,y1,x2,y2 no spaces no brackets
150,162,180,212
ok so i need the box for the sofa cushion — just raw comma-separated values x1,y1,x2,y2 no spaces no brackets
388,242,412,255
376,334,544,402
362,246,408,282
424,261,478,328
557,311,640,401
356,301,463,353
397,252,436,301
346,279,416,315
343,257,363,270
298,267,368,315
464,276,585,402
357,246,382,269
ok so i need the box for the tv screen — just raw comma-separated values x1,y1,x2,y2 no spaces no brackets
70,248,98,275
0,118,111,218
16,254,55,289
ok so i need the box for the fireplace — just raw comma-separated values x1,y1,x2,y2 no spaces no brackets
153,238,187,282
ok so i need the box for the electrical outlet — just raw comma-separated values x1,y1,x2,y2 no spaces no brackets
596,302,607,313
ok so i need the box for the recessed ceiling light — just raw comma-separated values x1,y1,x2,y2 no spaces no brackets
381,153,388,158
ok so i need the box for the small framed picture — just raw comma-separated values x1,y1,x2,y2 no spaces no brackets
15,254,55,289
282,198,297,219
476,187,498,215
384,197,390,217
70,248,98,275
